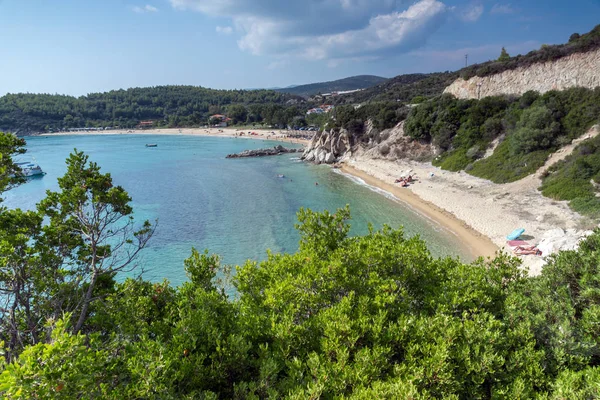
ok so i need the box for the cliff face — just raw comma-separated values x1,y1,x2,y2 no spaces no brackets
444,49,600,99
302,121,436,164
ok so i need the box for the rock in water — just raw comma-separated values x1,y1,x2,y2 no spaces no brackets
226,145,303,158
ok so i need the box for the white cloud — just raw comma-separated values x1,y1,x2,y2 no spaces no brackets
132,4,158,13
459,3,483,22
170,0,448,62
170,0,449,61
490,3,516,14
216,26,233,35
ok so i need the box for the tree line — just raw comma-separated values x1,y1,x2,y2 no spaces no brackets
0,132,600,398
0,86,310,132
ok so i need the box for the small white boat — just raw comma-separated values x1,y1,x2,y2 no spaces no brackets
16,161,45,177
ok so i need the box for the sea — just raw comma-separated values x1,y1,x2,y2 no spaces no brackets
3,134,471,286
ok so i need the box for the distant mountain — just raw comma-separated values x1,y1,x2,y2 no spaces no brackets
274,75,388,97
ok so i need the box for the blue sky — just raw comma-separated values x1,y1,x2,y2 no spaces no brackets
0,0,598,96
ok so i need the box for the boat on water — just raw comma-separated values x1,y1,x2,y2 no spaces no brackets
146,143,158,147
16,161,45,177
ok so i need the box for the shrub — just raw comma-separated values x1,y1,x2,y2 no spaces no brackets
470,139,551,183
540,134,600,218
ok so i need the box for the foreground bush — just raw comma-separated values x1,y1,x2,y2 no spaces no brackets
2,135,600,398
2,203,600,398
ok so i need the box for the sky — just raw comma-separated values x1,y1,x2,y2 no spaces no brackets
0,0,599,96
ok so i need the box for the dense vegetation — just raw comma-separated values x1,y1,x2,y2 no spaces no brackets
275,75,387,97
334,72,457,105
0,86,307,132
1,132,600,398
460,24,600,80
328,101,410,133
404,87,600,177
540,133,600,218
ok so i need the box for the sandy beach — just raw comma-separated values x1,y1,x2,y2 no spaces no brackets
340,164,499,259
41,127,312,146
342,144,595,274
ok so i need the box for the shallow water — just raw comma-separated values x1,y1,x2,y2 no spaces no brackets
4,134,471,286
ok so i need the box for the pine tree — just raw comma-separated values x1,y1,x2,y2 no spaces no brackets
498,47,510,61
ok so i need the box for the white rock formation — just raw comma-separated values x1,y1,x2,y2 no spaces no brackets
444,49,600,99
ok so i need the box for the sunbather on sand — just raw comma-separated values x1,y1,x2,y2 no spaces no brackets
513,245,542,256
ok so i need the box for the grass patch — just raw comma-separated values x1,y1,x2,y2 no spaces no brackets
433,148,471,171
469,139,551,183
540,135,600,218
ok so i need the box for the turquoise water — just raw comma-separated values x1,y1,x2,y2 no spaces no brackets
4,134,470,286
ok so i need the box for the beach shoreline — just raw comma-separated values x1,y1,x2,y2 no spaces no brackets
340,164,499,260
39,127,312,146
342,155,591,274
37,128,591,272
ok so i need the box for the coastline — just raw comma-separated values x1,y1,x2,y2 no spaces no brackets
340,164,499,260
38,127,591,272
39,127,312,146
343,155,590,274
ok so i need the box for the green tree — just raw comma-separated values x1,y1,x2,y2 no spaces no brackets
498,47,511,61
37,150,155,333
226,104,248,125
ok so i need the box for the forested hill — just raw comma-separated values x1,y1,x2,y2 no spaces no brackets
0,86,304,133
274,75,388,97
332,72,457,104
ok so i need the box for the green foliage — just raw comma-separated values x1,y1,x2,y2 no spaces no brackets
2,197,600,397
328,101,408,134
498,47,511,62
3,135,600,397
0,86,305,132
406,87,600,182
469,139,551,183
339,72,458,105
0,319,118,399
0,133,26,198
540,134,600,218
510,105,562,154
405,94,513,170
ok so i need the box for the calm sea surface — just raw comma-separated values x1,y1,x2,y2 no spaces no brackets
4,134,471,286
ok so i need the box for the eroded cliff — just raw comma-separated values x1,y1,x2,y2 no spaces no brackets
444,48,600,99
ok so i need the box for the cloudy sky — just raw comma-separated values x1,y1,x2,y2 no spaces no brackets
0,0,598,95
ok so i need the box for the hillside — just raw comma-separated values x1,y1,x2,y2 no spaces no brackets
0,86,305,133
275,75,387,97
333,72,457,104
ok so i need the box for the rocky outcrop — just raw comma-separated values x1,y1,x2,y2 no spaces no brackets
302,121,437,164
537,228,594,257
226,145,303,158
444,49,600,99
302,129,351,164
